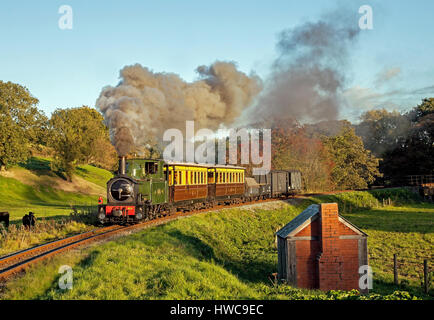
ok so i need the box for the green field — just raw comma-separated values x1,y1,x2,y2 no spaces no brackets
1,189,432,300
0,157,112,222
0,157,113,256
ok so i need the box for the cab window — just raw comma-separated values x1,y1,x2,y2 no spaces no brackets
145,162,158,174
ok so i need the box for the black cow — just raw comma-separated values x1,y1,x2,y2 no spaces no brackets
0,212,9,229
23,212,36,230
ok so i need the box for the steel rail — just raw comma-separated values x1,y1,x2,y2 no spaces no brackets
0,198,279,282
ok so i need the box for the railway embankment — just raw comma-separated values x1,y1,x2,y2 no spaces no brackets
1,188,432,300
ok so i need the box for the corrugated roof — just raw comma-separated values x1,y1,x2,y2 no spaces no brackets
276,204,320,238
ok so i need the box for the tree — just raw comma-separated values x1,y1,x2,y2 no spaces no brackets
271,120,334,192
355,109,410,157
323,125,382,190
407,97,434,122
0,81,46,170
49,106,117,179
381,98,434,182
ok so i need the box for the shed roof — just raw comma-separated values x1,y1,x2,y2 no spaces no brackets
276,204,319,238
276,204,367,238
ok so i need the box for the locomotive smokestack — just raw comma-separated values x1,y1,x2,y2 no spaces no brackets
119,156,126,175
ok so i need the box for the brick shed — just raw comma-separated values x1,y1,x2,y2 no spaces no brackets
276,203,368,292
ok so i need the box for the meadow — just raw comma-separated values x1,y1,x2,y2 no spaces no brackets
0,157,112,256
1,188,432,300
0,157,111,222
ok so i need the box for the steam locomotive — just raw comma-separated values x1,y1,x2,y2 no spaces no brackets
97,157,302,224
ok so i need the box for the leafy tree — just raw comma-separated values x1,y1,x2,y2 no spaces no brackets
0,81,46,170
323,125,382,190
355,109,410,157
271,120,334,192
49,106,117,180
407,97,434,122
381,98,434,182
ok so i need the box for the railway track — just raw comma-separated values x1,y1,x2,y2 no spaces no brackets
0,225,124,281
0,187,397,283
0,198,276,282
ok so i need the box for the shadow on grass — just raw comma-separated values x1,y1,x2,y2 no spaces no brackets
372,278,433,299
19,157,67,180
167,230,275,284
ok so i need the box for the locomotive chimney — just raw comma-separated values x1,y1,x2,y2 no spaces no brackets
119,156,126,175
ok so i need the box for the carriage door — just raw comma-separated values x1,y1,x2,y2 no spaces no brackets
207,169,216,201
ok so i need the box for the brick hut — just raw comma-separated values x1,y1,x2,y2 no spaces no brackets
276,203,368,292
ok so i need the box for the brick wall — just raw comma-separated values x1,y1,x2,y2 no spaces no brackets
317,203,360,291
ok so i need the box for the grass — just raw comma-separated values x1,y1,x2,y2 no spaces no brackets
0,156,113,222
0,219,93,257
0,156,111,256
74,164,114,188
1,188,432,300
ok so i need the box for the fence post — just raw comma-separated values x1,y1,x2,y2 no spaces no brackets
394,254,399,285
424,259,429,294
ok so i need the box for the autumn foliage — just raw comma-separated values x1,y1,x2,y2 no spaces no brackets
270,120,334,192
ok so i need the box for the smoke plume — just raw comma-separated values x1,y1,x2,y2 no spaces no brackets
244,8,360,126
97,61,262,155
98,8,362,155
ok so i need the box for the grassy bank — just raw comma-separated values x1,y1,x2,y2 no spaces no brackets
1,189,432,300
0,157,111,256
0,157,112,222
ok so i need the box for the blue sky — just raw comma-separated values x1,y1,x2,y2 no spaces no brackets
0,0,433,120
